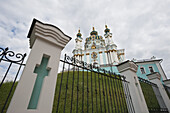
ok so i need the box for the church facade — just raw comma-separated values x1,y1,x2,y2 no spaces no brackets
72,25,125,68
72,25,169,83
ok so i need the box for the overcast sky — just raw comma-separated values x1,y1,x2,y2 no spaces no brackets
0,0,170,78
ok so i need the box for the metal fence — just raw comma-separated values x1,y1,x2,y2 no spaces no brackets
0,47,26,113
138,77,168,113
163,85,170,99
52,54,134,113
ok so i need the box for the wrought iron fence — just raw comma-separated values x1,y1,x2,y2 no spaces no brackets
163,85,170,99
138,77,168,113
52,54,134,113
0,47,26,113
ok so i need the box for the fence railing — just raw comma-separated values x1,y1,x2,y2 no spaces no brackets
163,85,170,99
138,77,168,113
0,47,26,113
52,54,135,113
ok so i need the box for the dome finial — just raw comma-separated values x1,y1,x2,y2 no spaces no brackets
105,25,108,29
90,27,98,35
77,28,82,37
93,27,95,31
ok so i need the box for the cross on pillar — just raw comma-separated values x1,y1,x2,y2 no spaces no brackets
28,57,50,109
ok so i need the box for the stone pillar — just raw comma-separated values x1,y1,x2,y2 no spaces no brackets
147,72,170,112
117,61,149,113
164,79,170,87
7,19,71,113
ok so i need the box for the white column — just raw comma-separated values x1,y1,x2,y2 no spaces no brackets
110,52,116,64
78,55,80,61
110,51,114,63
112,51,119,63
99,53,103,65
76,55,78,60
108,52,112,64
86,54,90,64
105,52,108,64
117,61,149,113
82,55,84,62
7,19,71,113
147,73,170,112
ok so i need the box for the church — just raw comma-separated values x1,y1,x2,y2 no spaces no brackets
72,25,125,72
72,25,169,83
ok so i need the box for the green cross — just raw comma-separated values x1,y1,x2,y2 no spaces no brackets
28,57,50,109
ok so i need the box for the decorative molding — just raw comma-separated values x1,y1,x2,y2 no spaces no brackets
111,49,117,52
147,72,161,80
117,61,138,73
163,79,170,85
27,18,71,49
118,53,125,55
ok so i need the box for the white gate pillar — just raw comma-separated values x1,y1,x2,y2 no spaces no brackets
117,61,149,113
7,19,71,113
147,72,170,112
164,79,170,87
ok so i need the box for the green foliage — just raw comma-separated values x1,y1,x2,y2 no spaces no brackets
52,71,128,113
0,71,128,113
0,82,18,113
140,81,160,109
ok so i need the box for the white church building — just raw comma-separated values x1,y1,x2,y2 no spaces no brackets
72,25,125,68
72,25,169,83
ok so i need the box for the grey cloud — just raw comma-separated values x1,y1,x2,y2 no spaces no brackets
0,0,170,78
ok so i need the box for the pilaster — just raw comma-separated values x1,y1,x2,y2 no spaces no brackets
117,61,149,113
7,19,71,113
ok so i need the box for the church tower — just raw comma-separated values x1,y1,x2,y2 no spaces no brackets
104,25,119,65
72,29,83,62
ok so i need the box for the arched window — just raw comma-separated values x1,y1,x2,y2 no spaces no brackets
140,67,145,74
149,66,154,73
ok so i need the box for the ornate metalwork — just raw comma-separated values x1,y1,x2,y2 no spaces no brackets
0,47,26,64
62,54,125,80
0,47,27,113
57,54,134,113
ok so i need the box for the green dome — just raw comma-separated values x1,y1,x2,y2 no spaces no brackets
104,25,110,33
90,27,98,35
77,29,82,37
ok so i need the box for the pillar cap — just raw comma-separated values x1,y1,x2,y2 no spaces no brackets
27,18,72,49
147,72,161,80
163,79,170,85
117,60,138,73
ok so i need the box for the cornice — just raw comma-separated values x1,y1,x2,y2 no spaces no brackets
27,18,71,49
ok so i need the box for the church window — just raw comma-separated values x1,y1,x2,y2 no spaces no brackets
140,67,145,74
149,66,154,73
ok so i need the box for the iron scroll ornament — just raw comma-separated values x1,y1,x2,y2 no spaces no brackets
64,54,126,81
0,47,26,64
